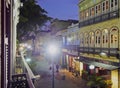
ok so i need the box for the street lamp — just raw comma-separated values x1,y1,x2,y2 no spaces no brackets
89,65,95,74
47,43,59,88
89,65,95,70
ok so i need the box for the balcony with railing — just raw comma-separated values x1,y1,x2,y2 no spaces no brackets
11,52,39,88
62,45,119,58
11,73,35,88
78,47,119,58
79,9,120,28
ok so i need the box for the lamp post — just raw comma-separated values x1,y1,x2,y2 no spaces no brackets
89,65,95,74
48,44,58,88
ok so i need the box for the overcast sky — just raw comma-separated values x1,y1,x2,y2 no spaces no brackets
37,0,79,20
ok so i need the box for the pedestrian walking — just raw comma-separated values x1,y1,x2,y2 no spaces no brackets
56,64,59,72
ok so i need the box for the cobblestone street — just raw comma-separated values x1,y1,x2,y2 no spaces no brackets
34,59,89,88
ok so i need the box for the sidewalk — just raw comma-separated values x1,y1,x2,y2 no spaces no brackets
34,59,90,88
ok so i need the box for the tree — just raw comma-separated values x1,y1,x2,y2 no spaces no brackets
17,0,52,41
87,74,107,88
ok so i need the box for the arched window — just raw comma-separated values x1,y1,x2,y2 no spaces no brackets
89,32,94,47
102,29,108,48
95,30,101,47
110,28,118,48
84,32,88,47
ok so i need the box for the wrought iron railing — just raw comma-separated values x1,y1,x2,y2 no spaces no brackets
78,47,119,57
79,9,119,28
11,73,35,88
62,45,119,58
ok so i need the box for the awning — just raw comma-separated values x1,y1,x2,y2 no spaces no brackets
76,56,120,70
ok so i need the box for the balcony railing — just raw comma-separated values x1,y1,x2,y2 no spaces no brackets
62,45,119,58
79,9,119,28
11,73,35,88
78,47,119,58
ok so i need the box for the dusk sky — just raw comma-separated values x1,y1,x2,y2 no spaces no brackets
38,0,79,20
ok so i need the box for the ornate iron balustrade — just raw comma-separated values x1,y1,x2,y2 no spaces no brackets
62,45,119,58
11,73,35,88
79,9,119,28
78,47,119,58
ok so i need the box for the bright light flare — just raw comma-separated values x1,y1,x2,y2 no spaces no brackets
100,52,107,56
19,46,24,51
48,44,58,56
26,58,31,62
27,45,32,50
89,65,95,69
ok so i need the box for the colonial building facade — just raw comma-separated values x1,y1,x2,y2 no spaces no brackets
78,0,120,88
61,0,120,88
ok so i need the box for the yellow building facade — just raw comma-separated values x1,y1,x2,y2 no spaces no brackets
58,0,120,87
78,0,120,88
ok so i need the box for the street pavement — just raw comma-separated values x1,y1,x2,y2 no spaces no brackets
34,59,89,88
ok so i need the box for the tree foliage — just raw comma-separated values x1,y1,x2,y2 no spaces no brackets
17,0,51,41
87,74,107,88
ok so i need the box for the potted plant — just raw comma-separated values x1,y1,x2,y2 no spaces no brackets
105,80,112,88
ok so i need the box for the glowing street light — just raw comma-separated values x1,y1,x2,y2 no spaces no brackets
48,44,58,56
89,65,95,70
47,43,59,88
26,58,31,62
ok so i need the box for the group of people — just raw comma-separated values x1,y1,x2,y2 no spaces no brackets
49,64,59,73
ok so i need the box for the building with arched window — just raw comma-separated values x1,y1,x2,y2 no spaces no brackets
61,0,120,88
78,0,120,88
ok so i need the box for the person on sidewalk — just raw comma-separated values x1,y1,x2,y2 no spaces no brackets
56,64,59,73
